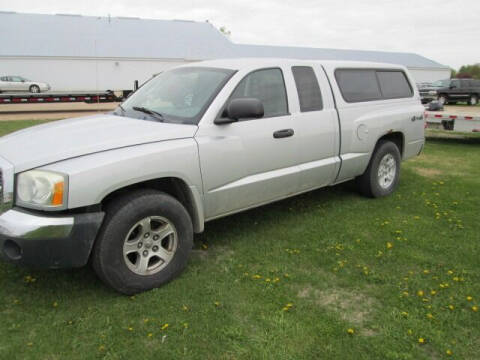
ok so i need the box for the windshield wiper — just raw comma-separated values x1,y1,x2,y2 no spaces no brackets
132,106,165,122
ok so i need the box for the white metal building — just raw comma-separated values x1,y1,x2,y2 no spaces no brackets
0,11,451,92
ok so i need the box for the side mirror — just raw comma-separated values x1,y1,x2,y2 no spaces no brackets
215,98,264,125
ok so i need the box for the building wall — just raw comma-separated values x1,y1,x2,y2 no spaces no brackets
0,57,192,92
1,56,450,92
408,68,451,83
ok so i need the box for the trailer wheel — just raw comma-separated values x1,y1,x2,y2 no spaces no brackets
356,140,401,198
29,85,40,93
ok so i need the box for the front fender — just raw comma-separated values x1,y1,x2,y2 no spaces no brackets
41,138,204,211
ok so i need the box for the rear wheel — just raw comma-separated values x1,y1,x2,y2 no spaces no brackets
91,189,193,295
356,140,401,198
469,94,478,106
29,85,40,93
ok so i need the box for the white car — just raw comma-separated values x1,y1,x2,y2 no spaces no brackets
0,76,50,93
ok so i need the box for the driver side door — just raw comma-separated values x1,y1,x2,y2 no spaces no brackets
195,67,300,220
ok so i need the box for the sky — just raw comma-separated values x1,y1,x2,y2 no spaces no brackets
0,0,478,69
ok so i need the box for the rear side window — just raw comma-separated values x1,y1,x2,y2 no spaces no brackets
335,70,382,102
292,66,323,112
377,71,413,99
335,69,413,103
230,68,288,118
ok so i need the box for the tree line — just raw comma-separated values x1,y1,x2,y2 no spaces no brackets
451,64,480,79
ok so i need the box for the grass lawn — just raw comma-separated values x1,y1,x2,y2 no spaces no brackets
0,121,479,359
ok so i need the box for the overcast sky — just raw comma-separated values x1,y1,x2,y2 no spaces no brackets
1,0,478,69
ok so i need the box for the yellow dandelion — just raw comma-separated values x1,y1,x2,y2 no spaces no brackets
472,306,478,312
214,301,221,307
402,291,409,297
183,322,189,328
143,318,149,323
426,313,434,319
386,242,393,249
127,326,133,331
273,277,280,283
446,349,453,356
447,270,454,275
98,345,105,351
284,273,290,278
448,304,454,311
407,329,413,335
417,290,424,297
161,323,169,330
430,290,437,296
147,333,153,338
265,278,271,283
401,311,408,317
423,269,430,274
286,303,293,308
418,337,425,344
347,328,355,335
466,296,473,301
52,302,58,308
27,342,33,347
252,274,262,279
453,277,460,282
282,306,289,311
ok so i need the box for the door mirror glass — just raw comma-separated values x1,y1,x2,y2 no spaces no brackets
216,98,264,124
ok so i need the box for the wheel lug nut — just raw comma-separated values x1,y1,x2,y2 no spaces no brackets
138,242,143,248
152,246,159,252
144,232,150,238
153,235,159,241
143,250,149,257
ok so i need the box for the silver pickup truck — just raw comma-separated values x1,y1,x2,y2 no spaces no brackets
0,59,424,294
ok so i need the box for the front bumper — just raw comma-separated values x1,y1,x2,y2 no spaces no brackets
0,208,104,268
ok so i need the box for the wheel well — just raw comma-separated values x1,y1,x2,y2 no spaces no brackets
377,132,404,157
101,177,201,232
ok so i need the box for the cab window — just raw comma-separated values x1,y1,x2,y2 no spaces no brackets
229,68,288,118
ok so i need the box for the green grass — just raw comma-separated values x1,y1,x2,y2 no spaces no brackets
1,121,479,359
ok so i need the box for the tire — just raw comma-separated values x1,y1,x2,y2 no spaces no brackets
29,85,40,93
437,94,447,106
356,140,401,198
91,189,193,295
469,94,478,106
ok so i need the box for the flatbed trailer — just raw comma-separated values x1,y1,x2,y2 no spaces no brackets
0,91,119,105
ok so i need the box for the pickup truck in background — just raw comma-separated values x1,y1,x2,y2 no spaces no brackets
0,59,425,294
419,78,480,105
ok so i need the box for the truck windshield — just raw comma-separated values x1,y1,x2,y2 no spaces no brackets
431,79,451,88
119,67,235,125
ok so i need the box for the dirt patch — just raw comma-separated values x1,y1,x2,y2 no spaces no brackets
413,167,443,178
297,286,377,333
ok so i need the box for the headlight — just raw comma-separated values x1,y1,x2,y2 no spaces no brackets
428,90,437,95
16,170,68,209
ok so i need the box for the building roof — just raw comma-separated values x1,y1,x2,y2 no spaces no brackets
0,11,448,69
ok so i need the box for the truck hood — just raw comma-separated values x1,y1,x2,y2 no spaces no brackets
0,114,197,172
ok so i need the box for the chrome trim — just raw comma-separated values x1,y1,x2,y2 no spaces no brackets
0,156,14,215
0,209,73,239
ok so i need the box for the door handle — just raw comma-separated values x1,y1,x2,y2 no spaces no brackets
273,129,294,139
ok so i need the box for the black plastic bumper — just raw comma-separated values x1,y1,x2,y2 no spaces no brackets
0,209,104,268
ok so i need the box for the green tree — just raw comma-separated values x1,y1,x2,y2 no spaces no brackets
454,64,480,79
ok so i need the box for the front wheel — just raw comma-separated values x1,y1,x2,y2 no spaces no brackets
356,140,401,198
437,94,447,105
91,189,193,295
29,85,40,93
469,94,478,106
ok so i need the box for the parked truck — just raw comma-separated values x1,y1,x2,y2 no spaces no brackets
0,58,425,294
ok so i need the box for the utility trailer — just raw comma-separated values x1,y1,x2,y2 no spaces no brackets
0,91,119,105
424,112,480,132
